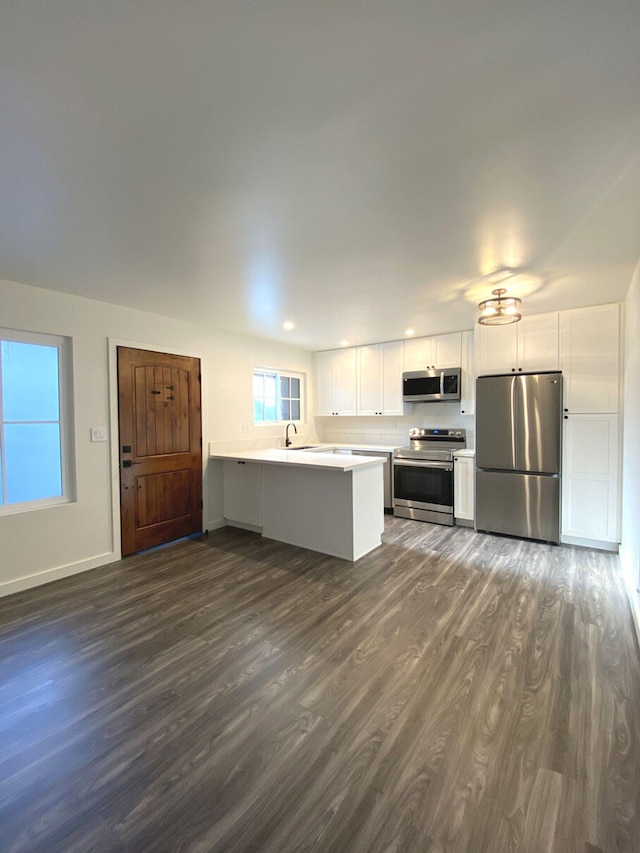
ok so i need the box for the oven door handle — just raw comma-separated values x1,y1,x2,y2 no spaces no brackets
394,458,453,471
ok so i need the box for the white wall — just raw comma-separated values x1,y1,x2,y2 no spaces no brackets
621,262,640,636
0,278,315,596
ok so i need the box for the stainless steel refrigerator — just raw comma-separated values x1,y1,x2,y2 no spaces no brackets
475,372,562,543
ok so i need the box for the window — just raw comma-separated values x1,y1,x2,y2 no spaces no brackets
0,330,74,513
253,369,303,423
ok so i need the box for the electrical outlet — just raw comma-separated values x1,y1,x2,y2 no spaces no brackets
91,427,107,442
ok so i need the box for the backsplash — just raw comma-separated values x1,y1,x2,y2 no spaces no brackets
315,403,474,449
208,427,321,454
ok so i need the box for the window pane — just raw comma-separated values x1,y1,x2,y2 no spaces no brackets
291,400,300,420
291,377,300,399
280,376,290,398
2,341,60,421
281,400,290,421
265,399,277,422
264,374,276,398
254,398,264,421
253,373,264,397
4,423,62,503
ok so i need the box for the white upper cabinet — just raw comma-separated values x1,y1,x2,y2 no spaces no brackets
357,341,404,416
403,332,462,371
315,348,357,415
518,313,560,372
381,341,405,414
459,330,475,416
560,304,620,413
475,312,559,376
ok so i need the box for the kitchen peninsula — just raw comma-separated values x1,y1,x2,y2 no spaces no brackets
211,448,385,561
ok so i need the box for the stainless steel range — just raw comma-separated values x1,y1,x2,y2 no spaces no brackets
393,428,466,525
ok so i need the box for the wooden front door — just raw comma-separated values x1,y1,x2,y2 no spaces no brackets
117,346,202,556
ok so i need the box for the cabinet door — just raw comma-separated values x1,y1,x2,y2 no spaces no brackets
432,333,462,368
403,337,433,371
381,341,405,415
561,413,619,542
333,347,357,415
475,323,518,375
517,312,559,372
454,456,475,521
315,350,336,415
357,345,382,415
460,330,475,416
223,461,263,526
560,304,620,413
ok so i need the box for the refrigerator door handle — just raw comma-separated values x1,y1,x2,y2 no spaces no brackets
511,376,517,467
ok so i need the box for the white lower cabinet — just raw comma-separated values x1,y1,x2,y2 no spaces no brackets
561,413,619,543
223,460,263,527
454,455,475,522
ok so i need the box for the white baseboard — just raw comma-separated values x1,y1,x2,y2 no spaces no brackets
627,583,640,649
0,551,119,599
205,519,227,532
620,549,640,648
225,520,262,533
560,535,619,552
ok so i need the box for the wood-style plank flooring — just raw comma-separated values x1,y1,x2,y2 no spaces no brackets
1,518,639,852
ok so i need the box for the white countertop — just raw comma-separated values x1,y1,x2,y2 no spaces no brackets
211,447,386,472
311,443,399,453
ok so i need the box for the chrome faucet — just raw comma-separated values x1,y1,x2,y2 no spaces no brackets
285,422,297,447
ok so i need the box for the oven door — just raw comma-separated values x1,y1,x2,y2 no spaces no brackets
393,458,454,513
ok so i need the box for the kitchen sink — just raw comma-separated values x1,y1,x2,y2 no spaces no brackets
288,445,319,450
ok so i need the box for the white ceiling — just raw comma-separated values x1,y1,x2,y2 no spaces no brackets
2,2,640,351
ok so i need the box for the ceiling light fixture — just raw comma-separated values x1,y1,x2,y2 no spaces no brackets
477,288,522,325
404,329,415,337
283,320,295,330
340,339,349,347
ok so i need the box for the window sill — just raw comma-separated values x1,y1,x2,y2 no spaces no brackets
0,495,74,518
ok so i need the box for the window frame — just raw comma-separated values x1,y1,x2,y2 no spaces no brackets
0,328,75,516
253,367,305,425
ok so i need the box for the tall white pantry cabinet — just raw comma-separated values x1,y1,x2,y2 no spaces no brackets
559,304,621,545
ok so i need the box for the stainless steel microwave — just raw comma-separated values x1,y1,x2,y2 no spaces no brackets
402,368,461,402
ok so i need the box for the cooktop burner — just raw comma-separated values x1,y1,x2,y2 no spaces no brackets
395,428,466,461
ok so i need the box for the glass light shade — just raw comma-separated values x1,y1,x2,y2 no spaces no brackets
478,288,522,325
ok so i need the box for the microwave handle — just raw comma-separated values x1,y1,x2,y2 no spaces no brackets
440,370,445,396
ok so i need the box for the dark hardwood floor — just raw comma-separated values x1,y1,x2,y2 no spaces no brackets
1,518,639,852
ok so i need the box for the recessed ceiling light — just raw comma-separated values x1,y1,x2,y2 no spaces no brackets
404,329,416,337
283,320,295,330
340,340,349,347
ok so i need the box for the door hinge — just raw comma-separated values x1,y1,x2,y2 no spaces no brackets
199,437,202,447
199,500,204,509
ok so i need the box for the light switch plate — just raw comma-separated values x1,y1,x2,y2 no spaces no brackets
91,427,107,442
242,423,251,434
